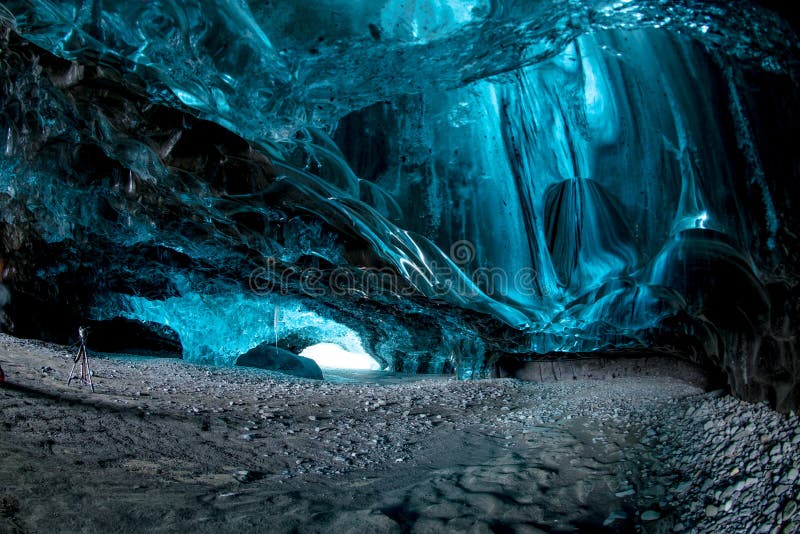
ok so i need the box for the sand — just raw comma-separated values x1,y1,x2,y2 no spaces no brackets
1,333,798,533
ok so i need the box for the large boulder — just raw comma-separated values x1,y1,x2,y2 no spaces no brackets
236,344,323,380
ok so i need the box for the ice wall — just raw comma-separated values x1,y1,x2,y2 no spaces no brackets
336,29,775,345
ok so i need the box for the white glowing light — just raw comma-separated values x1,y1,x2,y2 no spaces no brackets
300,343,381,370
695,211,709,229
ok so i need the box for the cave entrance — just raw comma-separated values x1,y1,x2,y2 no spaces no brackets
300,342,382,371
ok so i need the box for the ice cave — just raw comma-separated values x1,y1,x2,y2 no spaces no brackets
1,1,799,532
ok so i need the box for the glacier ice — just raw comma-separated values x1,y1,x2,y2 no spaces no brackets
0,1,799,408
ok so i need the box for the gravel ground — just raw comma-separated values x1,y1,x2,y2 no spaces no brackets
634,392,800,533
0,333,798,533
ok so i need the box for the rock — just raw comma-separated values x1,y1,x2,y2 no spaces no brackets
236,344,323,380
705,504,719,518
722,499,733,512
641,510,660,521
787,467,798,483
603,511,627,526
782,501,797,521
233,470,265,483
642,485,666,498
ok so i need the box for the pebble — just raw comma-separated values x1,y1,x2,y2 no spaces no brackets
782,501,797,522
641,510,660,521
787,467,798,483
232,470,264,483
602,511,627,526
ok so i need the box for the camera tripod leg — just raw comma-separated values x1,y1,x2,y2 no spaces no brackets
67,353,80,386
84,351,94,392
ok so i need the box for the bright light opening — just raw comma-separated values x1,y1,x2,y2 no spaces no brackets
300,343,382,370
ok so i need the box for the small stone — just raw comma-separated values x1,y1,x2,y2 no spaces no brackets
233,470,264,483
787,467,798,483
705,504,719,518
783,501,798,521
641,510,660,521
615,489,636,498
722,500,733,512
603,511,627,526
721,485,736,500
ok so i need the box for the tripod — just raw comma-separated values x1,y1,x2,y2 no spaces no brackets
67,327,94,392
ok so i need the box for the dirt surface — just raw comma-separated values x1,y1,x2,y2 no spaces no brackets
1,334,797,533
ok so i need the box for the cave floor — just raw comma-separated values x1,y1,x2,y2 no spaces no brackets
1,334,798,534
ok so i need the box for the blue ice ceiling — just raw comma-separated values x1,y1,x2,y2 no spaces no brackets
0,1,799,409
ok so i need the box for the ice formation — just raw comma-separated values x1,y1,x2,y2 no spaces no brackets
0,1,799,408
